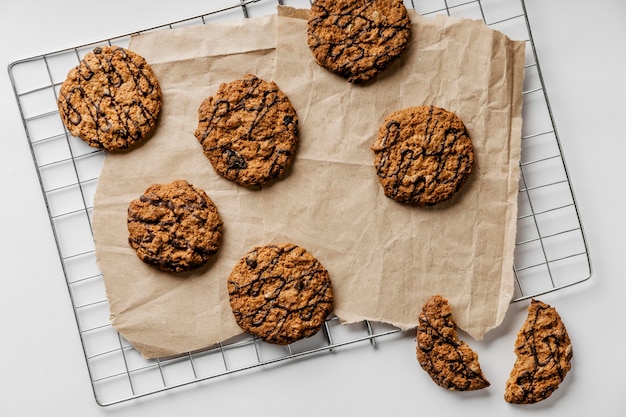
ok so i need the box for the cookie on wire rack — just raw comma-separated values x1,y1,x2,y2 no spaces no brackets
194,74,299,187
57,45,162,151
307,0,412,83
372,105,474,206
127,179,223,273
227,243,334,345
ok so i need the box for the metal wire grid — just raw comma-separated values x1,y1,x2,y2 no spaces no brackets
8,0,591,407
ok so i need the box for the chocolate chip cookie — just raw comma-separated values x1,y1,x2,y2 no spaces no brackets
307,0,411,83
57,45,162,151
504,299,573,404
416,295,490,391
127,180,223,272
372,105,474,206
194,74,299,187
228,243,334,345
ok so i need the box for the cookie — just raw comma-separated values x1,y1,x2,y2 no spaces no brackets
416,295,490,391
227,243,334,345
371,105,474,206
127,180,223,272
504,299,573,404
194,74,299,187
307,0,411,83
57,45,162,151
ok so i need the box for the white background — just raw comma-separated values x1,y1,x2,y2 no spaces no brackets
1,1,624,415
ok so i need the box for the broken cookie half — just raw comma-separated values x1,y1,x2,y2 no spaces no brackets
416,295,490,391
505,299,573,404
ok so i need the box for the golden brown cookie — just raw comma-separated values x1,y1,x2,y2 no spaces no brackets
372,105,474,206
416,295,490,391
57,45,162,151
307,0,411,83
228,243,334,345
504,299,573,404
194,74,299,187
127,180,223,272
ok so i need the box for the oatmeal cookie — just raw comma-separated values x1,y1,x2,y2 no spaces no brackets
504,299,573,404
127,180,223,272
194,74,299,187
57,45,161,151
372,105,474,206
228,243,334,345
307,0,411,83
416,295,490,391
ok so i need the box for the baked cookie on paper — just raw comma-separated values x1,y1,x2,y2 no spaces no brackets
127,179,223,272
307,0,411,83
504,299,573,404
228,243,334,345
416,295,490,391
195,74,299,187
372,105,474,206
57,45,161,151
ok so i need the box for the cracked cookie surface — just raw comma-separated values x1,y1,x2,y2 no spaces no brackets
195,74,298,187
416,295,490,391
372,105,474,206
307,0,411,83
57,46,161,151
127,180,223,272
228,243,334,345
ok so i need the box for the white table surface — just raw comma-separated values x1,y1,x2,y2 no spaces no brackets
1,1,624,415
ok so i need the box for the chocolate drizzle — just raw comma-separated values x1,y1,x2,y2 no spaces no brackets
228,243,334,345
307,0,411,82
57,46,161,151
195,74,299,186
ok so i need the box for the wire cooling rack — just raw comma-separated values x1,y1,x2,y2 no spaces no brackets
8,0,591,407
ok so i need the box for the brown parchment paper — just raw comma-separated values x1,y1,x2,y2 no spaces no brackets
92,9,525,359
